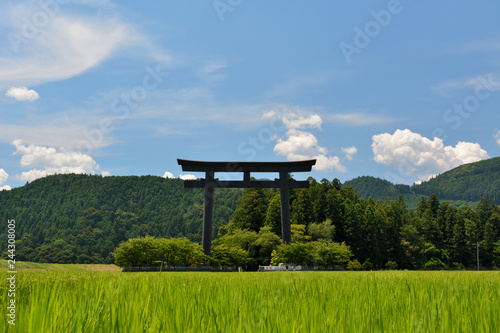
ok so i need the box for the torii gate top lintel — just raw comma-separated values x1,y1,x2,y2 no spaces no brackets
177,159,316,255
177,159,316,173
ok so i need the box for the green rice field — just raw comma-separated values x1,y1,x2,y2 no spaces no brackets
1,266,499,332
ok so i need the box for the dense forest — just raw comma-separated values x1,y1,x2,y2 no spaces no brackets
0,174,241,263
412,156,500,204
218,179,500,269
2,162,500,268
344,157,500,207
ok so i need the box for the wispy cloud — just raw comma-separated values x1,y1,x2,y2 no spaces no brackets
432,73,500,97
197,60,227,83
0,1,172,89
325,111,399,126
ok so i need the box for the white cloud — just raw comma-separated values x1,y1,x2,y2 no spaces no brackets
0,169,11,191
342,146,357,160
11,139,108,182
179,174,197,180
325,111,398,126
433,73,500,97
0,2,171,89
163,172,196,180
494,130,500,146
269,109,346,172
5,86,39,101
372,129,489,181
163,171,175,179
197,60,227,83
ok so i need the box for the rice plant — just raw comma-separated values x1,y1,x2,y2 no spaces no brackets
1,271,499,332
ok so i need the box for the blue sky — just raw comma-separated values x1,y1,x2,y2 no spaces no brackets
1,0,499,190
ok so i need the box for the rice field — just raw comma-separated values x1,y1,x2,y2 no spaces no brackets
1,269,499,332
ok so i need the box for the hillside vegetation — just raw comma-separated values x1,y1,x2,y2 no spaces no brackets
0,174,241,263
413,157,500,204
344,157,500,206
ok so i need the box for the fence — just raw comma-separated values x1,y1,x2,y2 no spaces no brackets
122,266,238,272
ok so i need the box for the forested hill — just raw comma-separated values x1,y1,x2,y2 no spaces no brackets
343,176,411,202
0,174,242,263
412,157,500,204
344,157,500,206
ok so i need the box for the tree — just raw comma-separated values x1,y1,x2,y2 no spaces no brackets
264,194,282,235
308,219,335,241
291,188,313,225
210,245,250,267
251,227,282,265
312,240,352,267
273,243,314,266
227,187,270,232
291,224,311,243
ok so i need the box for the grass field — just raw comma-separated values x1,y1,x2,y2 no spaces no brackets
1,263,499,332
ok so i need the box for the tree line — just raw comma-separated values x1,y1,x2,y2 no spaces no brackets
2,173,500,269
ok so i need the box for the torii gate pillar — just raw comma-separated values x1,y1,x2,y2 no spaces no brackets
177,159,316,255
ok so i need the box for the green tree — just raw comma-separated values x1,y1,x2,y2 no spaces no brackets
264,193,282,235
312,240,352,267
307,219,335,241
227,187,270,232
251,226,282,265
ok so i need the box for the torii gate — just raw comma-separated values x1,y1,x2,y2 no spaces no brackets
177,159,316,255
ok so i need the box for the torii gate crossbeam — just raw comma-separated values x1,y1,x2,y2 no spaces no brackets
177,159,316,255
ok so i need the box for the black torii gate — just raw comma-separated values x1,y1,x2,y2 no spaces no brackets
177,159,316,255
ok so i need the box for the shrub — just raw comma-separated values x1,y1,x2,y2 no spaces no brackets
362,258,374,271
385,261,398,270
347,259,362,271
424,257,448,270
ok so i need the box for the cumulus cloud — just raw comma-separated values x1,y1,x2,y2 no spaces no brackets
342,146,358,160
5,86,39,101
11,139,108,182
269,110,346,172
163,171,175,179
163,172,196,180
0,169,11,191
179,174,197,180
372,129,489,181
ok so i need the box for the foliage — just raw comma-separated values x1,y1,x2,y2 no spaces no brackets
362,258,374,271
424,257,448,270
271,240,351,267
347,259,362,271
210,245,250,267
2,169,500,270
290,224,311,243
0,174,241,264
307,218,335,241
112,236,207,267
413,157,500,204
385,261,398,270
